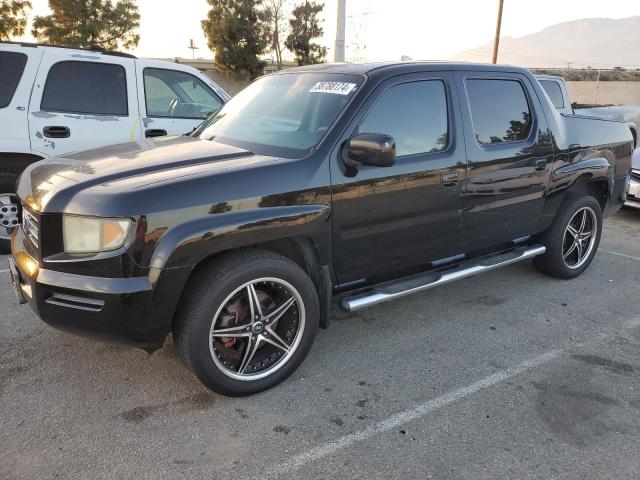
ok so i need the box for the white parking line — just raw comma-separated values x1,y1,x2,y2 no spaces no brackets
267,349,561,478
0,268,8,274
600,249,640,262
266,315,640,477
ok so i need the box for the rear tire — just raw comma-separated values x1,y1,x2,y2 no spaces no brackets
174,249,319,396
533,194,602,279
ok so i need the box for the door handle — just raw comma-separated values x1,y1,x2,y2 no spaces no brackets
534,159,546,172
441,171,459,187
42,126,70,138
145,129,167,138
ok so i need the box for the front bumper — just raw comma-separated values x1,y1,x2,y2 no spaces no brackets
625,174,640,209
9,226,187,350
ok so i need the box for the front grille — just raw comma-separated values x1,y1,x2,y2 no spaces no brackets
22,207,40,248
631,169,640,182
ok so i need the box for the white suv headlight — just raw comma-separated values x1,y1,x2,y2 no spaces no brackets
63,215,132,253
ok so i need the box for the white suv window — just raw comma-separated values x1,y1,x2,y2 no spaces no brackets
143,68,223,119
41,61,128,116
0,51,28,108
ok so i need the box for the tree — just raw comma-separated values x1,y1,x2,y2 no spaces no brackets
261,0,288,69
0,1,31,41
285,0,326,66
202,0,268,79
32,0,140,51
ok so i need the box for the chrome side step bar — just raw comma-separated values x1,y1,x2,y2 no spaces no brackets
340,244,546,312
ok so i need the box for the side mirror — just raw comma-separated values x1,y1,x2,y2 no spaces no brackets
342,133,396,169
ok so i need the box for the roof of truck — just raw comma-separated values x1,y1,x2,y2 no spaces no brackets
0,41,136,58
277,61,531,76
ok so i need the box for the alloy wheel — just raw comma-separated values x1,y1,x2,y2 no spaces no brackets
562,206,597,269
0,195,19,240
208,277,305,381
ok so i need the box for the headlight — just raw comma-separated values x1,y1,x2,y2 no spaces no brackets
63,215,132,253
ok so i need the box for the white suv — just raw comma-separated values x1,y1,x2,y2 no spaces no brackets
0,41,230,251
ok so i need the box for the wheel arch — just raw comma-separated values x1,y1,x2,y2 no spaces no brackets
168,236,333,333
0,152,45,194
147,205,334,333
565,175,609,211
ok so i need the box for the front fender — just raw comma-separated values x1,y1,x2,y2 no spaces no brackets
148,204,332,270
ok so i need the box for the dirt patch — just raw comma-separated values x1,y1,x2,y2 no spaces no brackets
119,392,217,423
571,354,634,374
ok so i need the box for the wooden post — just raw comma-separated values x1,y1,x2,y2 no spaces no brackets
491,0,504,64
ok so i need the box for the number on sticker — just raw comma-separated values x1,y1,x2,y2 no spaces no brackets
309,82,357,95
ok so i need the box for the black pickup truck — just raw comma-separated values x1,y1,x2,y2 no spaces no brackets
9,62,633,395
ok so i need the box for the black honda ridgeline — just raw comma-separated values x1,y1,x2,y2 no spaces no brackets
9,63,632,395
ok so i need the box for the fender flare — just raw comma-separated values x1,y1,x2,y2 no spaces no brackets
551,154,613,194
148,204,332,271
627,123,637,148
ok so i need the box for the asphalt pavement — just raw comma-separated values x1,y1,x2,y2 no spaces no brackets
1,208,640,479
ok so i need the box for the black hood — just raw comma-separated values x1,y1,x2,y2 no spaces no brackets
18,136,258,213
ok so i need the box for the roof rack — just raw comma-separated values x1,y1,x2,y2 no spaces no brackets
0,41,137,59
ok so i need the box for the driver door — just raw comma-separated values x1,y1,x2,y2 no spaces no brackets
135,61,225,138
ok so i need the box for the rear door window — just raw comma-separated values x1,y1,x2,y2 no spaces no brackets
359,80,449,157
466,79,532,144
0,51,28,108
41,61,128,115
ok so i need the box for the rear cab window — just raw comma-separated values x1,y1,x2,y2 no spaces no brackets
538,79,565,109
466,78,532,145
358,80,449,157
0,51,28,108
41,61,128,115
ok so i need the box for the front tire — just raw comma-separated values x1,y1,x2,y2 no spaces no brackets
533,194,602,279
174,249,319,396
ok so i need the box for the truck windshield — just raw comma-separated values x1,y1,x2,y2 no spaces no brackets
194,73,364,158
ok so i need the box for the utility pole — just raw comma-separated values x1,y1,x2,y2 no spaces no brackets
335,0,346,62
188,39,199,60
491,0,504,64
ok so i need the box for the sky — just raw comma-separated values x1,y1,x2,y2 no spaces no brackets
13,0,640,62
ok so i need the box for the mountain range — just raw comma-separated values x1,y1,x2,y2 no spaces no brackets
452,16,640,69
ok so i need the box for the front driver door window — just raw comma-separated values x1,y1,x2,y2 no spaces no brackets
142,68,224,138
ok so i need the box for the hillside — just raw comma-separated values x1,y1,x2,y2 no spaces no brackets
452,16,640,69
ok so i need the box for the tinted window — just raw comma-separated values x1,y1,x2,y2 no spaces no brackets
466,79,532,144
359,81,449,156
0,52,28,108
539,79,565,109
41,61,127,115
144,68,223,119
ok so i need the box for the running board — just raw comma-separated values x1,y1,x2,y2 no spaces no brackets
340,244,546,312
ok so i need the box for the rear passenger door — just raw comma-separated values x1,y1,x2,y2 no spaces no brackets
332,72,466,285
0,46,42,156
455,72,554,252
29,51,140,157
136,62,225,138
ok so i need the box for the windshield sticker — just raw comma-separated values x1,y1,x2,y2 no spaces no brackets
309,82,357,95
